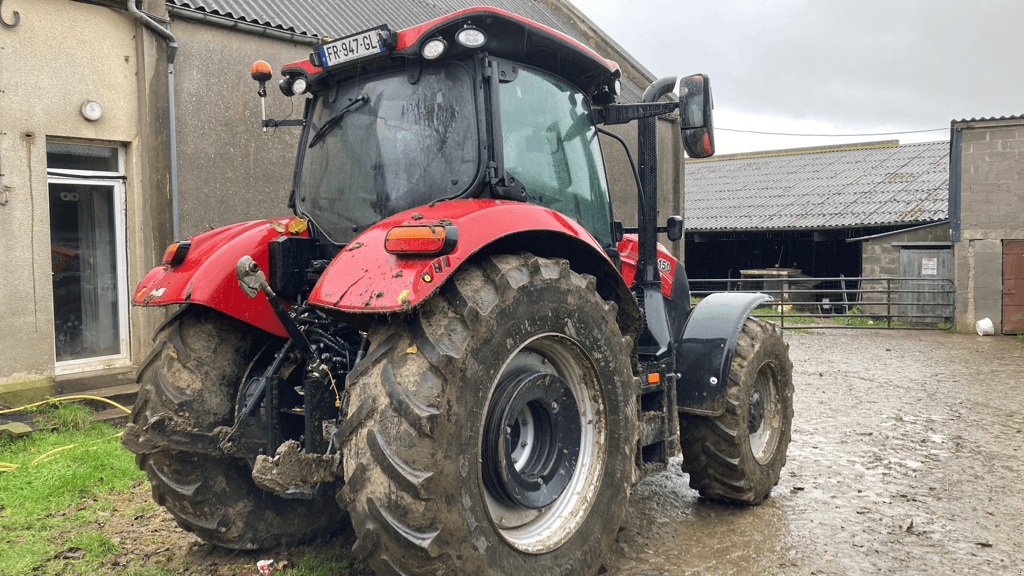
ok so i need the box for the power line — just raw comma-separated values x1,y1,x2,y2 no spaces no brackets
716,127,948,137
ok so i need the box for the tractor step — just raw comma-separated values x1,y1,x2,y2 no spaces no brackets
635,368,678,472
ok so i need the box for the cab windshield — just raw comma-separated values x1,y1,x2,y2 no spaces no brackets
294,60,480,244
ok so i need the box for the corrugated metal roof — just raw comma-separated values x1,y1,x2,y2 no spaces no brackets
685,141,950,232
166,0,646,101
952,114,1024,124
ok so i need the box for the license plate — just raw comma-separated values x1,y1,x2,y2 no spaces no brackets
319,25,388,68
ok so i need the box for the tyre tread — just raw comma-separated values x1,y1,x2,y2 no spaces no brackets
679,316,794,505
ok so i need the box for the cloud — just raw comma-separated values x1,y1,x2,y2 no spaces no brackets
578,0,1024,150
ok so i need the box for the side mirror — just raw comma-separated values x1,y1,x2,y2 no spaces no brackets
679,74,715,158
665,216,683,242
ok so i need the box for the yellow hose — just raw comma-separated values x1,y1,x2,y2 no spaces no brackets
0,395,132,416
1,395,133,470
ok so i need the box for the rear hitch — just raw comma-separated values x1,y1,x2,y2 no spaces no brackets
220,256,334,456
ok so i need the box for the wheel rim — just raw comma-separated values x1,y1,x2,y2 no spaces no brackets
483,371,582,509
748,362,782,465
481,334,606,554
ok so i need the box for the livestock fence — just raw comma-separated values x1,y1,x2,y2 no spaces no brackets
689,276,956,330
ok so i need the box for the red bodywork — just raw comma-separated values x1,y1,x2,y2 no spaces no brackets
308,199,609,313
617,234,678,298
134,200,619,333
133,219,309,337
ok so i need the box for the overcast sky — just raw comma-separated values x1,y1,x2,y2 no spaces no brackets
574,0,1023,155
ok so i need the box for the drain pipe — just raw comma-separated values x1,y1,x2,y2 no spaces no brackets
126,1,181,240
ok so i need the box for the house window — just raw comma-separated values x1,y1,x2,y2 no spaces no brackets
47,142,129,369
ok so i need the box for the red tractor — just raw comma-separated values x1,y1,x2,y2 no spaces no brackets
123,7,793,575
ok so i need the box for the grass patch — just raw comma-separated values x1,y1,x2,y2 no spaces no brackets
751,306,818,326
1,404,370,575
292,552,371,576
0,402,145,575
27,400,95,432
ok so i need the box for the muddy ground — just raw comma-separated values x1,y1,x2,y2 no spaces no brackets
97,328,1024,575
609,329,1024,576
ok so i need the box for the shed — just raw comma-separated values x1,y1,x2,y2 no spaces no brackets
683,140,951,281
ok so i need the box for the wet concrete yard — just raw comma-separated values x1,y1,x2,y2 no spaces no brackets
607,329,1024,575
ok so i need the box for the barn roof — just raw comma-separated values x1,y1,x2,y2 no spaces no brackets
684,140,950,232
166,0,649,101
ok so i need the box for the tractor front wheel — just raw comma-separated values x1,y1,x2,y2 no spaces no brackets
679,317,793,504
338,253,636,575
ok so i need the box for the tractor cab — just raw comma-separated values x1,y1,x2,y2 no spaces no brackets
267,8,624,248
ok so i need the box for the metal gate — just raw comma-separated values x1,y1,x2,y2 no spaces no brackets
1004,241,1024,334
689,276,956,330
898,249,954,325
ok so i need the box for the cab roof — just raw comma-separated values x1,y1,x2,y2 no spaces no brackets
282,6,621,102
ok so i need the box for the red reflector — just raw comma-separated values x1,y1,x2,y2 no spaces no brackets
647,372,660,384
703,132,711,154
385,225,457,256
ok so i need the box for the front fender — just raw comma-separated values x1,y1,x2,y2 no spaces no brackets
676,292,771,416
309,199,617,316
132,218,309,337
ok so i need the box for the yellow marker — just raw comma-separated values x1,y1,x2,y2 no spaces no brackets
397,289,410,304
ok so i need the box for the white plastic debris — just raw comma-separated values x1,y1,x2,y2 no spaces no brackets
976,317,994,336
257,559,275,575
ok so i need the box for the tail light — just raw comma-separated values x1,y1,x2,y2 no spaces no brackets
162,240,191,267
384,225,457,256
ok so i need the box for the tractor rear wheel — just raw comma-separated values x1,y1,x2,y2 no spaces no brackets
338,253,636,575
128,306,345,549
679,317,793,504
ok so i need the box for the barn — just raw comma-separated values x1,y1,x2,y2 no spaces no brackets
683,140,951,285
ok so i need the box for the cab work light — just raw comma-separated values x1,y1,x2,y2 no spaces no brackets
455,26,486,48
384,225,457,256
162,240,191,267
421,38,447,60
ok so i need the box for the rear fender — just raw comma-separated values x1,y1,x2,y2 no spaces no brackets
308,199,640,343
132,218,310,337
676,292,771,416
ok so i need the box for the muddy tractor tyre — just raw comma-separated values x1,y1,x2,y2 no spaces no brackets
129,306,345,549
338,253,637,576
679,317,793,504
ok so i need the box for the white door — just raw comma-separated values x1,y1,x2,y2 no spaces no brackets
47,143,129,371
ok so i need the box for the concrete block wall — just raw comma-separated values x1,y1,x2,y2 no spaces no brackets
953,118,1024,333
858,223,951,315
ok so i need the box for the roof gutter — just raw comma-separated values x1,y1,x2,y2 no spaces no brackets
844,220,950,243
166,4,320,45
127,1,182,239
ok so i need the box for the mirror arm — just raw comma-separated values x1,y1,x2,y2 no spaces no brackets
593,102,679,125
